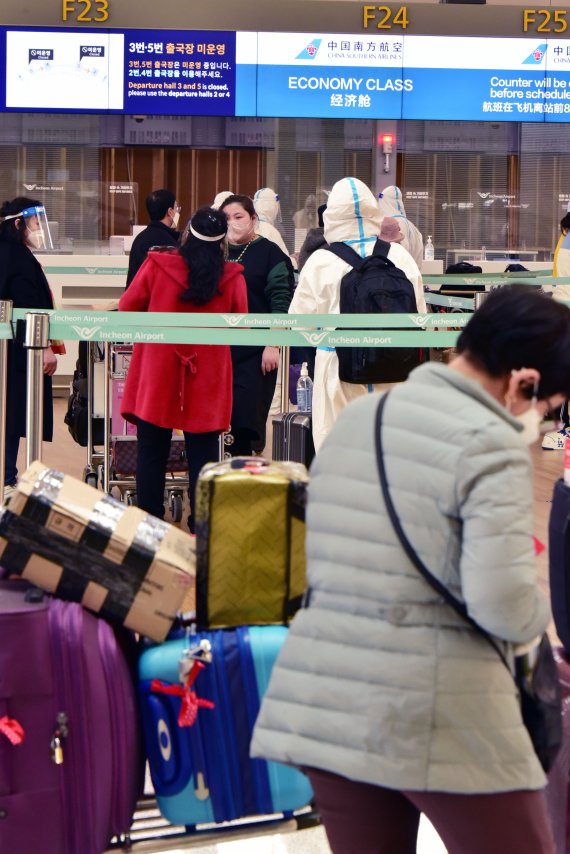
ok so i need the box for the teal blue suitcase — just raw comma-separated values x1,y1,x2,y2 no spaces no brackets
138,625,312,827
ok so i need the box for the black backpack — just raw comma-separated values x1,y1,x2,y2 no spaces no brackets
326,239,421,384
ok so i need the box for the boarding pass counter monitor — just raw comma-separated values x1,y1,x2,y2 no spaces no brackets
37,254,128,391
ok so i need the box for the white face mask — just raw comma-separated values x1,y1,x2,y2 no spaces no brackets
227,219,254,244
171,211,180,229
26,228,44,250
515,402,542,445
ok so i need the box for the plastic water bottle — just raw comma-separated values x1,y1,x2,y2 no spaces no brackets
481,245,487,261
296,362,313,413
424,236,434,261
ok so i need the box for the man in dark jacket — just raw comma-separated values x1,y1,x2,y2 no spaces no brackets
126,188,181,287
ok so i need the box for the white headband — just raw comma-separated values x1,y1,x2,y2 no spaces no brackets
189,225,226,242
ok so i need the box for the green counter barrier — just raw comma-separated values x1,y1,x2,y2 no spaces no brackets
424,293,474,309
423,274,568,287
42,266,128,276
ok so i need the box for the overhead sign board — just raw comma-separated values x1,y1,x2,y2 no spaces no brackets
1,26,570,122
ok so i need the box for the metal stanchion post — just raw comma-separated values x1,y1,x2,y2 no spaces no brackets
103,342,110,494
473,292,488,311
0,301,13,504
25,312,50,468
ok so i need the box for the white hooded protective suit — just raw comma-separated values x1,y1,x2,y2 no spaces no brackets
378,185,424,267
253,188,290,256
290,177,426,452
212,190,234,210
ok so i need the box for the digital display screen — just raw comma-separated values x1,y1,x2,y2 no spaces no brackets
256,32,405,119
122,29,237,116
545,40,570,122
1,27,570,122
401,37,548,123
2,27,253,116
6,29,124,110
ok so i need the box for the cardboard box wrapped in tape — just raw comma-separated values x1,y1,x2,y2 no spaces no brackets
0,461,195,641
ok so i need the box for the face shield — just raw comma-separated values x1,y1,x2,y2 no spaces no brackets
1,205,53,251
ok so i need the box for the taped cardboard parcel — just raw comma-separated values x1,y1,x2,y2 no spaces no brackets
0,461,195,641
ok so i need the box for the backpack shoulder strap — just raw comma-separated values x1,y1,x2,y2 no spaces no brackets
326,241,365,270
372,238,395,265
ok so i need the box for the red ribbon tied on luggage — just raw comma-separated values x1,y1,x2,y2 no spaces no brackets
150,661,215,728
0,715,25,746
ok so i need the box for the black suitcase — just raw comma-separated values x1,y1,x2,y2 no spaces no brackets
272,412,315,467
549,478,570,654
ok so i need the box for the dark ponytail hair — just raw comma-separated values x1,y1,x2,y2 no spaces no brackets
178,207,228,305
0,197,41,244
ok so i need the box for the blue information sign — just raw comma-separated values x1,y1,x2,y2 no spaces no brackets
256,33,405,119
123,29,237,116
402,37,548,122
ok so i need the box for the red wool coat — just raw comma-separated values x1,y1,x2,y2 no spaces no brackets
118,251,248,433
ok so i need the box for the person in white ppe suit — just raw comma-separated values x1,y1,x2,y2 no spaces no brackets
212,190,234,210
290,177,426,452
378,185,424,268
253,188,290,257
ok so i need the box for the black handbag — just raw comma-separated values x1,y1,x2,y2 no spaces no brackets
64,363,104,448
374,392,562,774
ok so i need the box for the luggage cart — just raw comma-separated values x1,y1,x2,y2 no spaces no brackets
100,342,190,523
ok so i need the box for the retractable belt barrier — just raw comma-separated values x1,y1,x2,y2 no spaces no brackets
5,279,567,482
0,310,465,348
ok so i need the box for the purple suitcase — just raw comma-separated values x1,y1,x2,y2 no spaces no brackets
112,435,188,477
0,581,142,854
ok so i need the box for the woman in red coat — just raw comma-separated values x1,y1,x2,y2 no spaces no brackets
119,207,248,531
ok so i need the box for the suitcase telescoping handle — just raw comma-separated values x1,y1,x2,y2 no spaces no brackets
280,345,290,415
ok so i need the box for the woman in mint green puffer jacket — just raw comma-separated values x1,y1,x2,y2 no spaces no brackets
252,286,570,854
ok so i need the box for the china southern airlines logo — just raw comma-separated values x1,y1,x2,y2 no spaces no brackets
522,43,548,64
296,39,322,60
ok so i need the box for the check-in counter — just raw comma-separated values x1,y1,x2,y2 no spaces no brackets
37,254,128,390
473,261,552,274
421,260,444,275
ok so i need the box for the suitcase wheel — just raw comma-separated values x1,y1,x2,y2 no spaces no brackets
169,492,184,523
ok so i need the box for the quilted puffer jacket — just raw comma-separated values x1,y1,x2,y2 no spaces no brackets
251,363,550,793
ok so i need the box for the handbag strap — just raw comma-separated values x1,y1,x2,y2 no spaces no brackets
374,392,510,672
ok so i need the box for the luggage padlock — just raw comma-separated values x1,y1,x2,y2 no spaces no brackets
50,712,68,765
50,734,64,765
